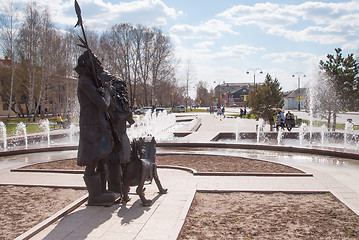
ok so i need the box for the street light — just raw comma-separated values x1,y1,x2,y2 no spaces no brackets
246,68,263,91
292,72,306,111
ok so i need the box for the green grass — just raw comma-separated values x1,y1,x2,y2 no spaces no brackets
4,123,44,136
0,116,77,136
185,108,207,112
228,114,256,119
0,116,60,124
302,119,359,130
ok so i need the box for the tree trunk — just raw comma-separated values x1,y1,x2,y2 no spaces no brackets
327,111,331,131
34,68,45,122
332,112,337,131
7,58,15,119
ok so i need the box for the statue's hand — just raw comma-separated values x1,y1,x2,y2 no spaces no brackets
104,88,111,106
97,87,105,96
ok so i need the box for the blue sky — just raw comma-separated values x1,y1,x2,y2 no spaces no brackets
5,0,359,96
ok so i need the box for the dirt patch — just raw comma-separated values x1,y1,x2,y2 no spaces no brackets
22,158,84,170
0,186,86,240
12,154,359,239
22,154,302,173
156,154,303,173
178,192,359,239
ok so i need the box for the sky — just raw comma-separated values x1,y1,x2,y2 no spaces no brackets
4,0,359,97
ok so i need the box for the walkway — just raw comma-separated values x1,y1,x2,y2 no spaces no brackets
0,112,358,239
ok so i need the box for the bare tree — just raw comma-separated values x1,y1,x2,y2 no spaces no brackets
150,29,177,107
0,0,18,119
135,26,153,106
183,58,196,111
16,2,43,120
91,23,180,108
33,7,57,120
61,28,81,115
195,81,211,106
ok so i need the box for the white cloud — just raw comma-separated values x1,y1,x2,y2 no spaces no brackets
218,2,297,28
9,0,181,31
262,51,318,64
218,1,359,48
217,45,266,59
195,41,215,49
170,19,235,39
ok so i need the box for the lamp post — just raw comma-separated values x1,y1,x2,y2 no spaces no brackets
246,68,263,91
292,72,306,111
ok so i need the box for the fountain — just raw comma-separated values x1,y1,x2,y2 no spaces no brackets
321,124,327,146
256,118,265,143
235,118,241,141
0,122,7,150
128,110,177,141
16,122,28,149
277,127,283,145
69,123,78,143
39,119,51,147
299,123,308,146
344,120,355,147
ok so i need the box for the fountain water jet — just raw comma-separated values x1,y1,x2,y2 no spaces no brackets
277,127,283,145
39,119,51,146
256,118,265,143
299,123,308,146
0,122,7,150
321,124,327,146
344,120,355,147
128,110,177,141
16,122,28,149
69,123,78,143
235,118,241,141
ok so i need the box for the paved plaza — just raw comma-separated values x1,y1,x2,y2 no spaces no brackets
1,111,358,239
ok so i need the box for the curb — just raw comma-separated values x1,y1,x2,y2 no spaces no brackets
14,194,88,240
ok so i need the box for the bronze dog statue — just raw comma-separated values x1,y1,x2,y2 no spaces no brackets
122,136,167,206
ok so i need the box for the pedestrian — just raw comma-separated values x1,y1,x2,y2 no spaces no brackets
56,114,64,127
275,108,285,131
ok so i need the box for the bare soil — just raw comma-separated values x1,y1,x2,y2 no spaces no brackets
22,154,303,173
0,186,86,240
6,154,359,239
178,192,359,240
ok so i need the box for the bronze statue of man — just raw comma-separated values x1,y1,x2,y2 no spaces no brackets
74,50,116,206
102,72,135,194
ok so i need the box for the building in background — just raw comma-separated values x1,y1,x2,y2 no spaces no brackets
283,88,308,110
214,82,261,107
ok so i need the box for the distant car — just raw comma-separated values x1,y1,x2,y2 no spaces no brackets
134,106,152,115
230,104,238,107
155,107,170,115
172,105,186,113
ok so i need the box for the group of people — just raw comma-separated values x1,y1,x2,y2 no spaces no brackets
275,109,295,131
239,108,248,118
208,106,225,115
56,112,72,128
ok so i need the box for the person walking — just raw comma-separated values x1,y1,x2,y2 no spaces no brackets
275,108,285,131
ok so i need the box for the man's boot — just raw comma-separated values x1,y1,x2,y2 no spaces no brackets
83,173,116,206
99,169,108,193
108,162,123,194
